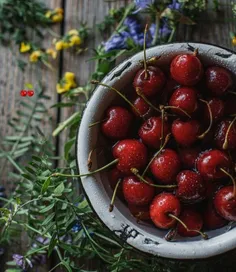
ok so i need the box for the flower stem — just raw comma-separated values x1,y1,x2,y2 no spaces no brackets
152,13,160,46
168,27,176,43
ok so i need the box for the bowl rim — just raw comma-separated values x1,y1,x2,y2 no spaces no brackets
76,42,236,260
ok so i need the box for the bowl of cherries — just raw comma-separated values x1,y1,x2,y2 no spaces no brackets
76,42,236,259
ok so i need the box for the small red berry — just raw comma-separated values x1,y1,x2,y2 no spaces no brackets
131,95,151,117
113,139,148,175
150,193,181,229
123,176,155,206
27,90,34,97
178,147,200,169
170,54,203,86
20,90,27,96
203,98,224,123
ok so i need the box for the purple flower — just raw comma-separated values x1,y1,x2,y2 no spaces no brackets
168,0,181,10
72,222,82,233
13,254,26,270
134,0,154,13
104,31,130,52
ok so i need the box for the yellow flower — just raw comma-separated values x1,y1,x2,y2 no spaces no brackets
55,40,64,50
68,29,79,36
62,42,70,49
45,10,52,18
29,50,42,62
65,72,76,81
55,8,64,15
46,48,57,59
20,42,31,53
52,13,63,23
69,35,82,46
232,37,236,46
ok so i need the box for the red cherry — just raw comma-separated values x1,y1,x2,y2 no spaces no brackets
176,170,206,204
205,66,233,96
102,106,133,140
108,168,124,200
122,176,155,206
128,204,150,221
27,90,34,97
196,149,231,180
178,147,200,169
131,95,151,117
20,90,27,96
203,201,227,230
177,209,203,237
169,87,198,117
150,193,181,229
150,149,181,184
214,186,236,221
113,139,147,175
133,66,166,97
203,98,224,123
172,119,201,147
214,119,236,150
170,54,203,86
138,117,170,149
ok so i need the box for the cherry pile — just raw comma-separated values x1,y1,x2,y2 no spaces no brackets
91,50,236,241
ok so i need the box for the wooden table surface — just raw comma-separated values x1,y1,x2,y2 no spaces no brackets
0,0,235,271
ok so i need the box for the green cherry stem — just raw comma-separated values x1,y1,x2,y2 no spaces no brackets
52,159,118,178
91,80,141,116
136,87,161,112
109,178,122,212
89,118,108,128
198,99,213,139
131,168,177,188
162,105,191,119
220,168,236,197
143,24,148,80
223,116,236,150
142,133,171,177
168,213,208,240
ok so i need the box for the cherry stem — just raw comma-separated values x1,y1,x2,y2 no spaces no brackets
220,168,236,197
91,80,141,116
168,213,208,240
87,149,95,171
136,87,161,112
140,56,161,66
228,91,236,95
198,99,213,139
52,159,119,178
223,116,236,150
193,48,199,56
89,118,108,128
142,133,171,177
131,168,177,188
143,24,148,80
163,105,191,119
160,108,165,147
135,212,145,223
109,178,122,212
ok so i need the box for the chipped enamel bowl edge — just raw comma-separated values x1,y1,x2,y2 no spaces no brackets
76,43,236,259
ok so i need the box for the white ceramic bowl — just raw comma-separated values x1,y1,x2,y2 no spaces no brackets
76,42,236,259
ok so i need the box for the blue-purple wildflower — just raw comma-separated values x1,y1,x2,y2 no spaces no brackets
134,0,154,13
13,254,26,270
168,0,181,10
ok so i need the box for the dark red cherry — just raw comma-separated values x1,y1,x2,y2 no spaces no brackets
138,117,170,149
203,98,224,123
214,186,236,221
150,149,181,184
177,209,203,237
113,139,148,175
150,193,181,229
205,66,233,96
224,94,236,115
178,147,200,169
123,176,155,206
108,168,124,200
172,119,201,147
101,106,133,140
20,90,27,96
128,204,150,221
169,87,198,117
203,201,227,230
176,170,206,204
196,149,231,180
214,119,236,150
133,66,166,97
170,54,203,86
131,95,150,117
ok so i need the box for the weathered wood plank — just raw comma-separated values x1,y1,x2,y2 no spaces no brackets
0,1,61,271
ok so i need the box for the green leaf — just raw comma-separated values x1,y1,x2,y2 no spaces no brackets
40,203,54,213
41,177,51,194
54,182,65,196
62,261,73,272
25,83,34,89
64,137,75,160
42,212,55,226
48,233,57,256
51,102,77,108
